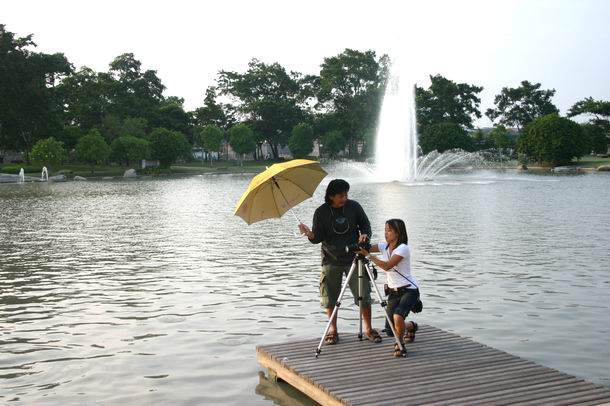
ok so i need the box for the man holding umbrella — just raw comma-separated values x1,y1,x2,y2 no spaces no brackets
299,179,382,345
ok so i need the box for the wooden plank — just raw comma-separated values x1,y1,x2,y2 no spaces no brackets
256,325,610,406
360,377,581,405
512,388,610,406
317,357,531,389
340,368,571,402
421,379,606,406
257,350,346,406
292,348,514,375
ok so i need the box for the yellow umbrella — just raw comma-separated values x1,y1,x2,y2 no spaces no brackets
234,159,327,225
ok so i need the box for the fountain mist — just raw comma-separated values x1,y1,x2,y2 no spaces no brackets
375,59,418,182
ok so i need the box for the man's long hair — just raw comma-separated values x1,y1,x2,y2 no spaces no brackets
324,179,350,205
386,218,409,246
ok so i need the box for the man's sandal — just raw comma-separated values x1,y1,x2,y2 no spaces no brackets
365,329,382,343
324,332,339,345
393,342,406,357
404,321,418,343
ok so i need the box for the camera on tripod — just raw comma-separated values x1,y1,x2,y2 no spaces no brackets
344,239,371,254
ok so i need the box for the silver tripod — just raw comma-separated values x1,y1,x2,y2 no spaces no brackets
315,255,407,358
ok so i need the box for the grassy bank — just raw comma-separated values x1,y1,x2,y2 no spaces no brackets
572,155,610,168
8,161,270,178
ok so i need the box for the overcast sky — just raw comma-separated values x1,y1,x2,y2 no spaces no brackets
4,0,610,127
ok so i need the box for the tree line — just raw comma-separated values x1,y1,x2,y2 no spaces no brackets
1,24,608,170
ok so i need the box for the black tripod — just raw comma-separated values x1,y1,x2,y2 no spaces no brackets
315,254,407,358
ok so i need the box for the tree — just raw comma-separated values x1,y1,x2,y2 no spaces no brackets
194,125,224,166
193,86,235,130
106,53,166,123
517,114,584,165
100,114,123,143
288,123,314,158
0,25,73,154
148,128,191,167
152,97,191,136
57,66,114,131
120,117,148,138
228,124,256,166
217,59,306,159
471,128,494,151
317,49,389,157
76,129,111,173
489,125,515,149
110,136,150,166
419,123,474,154
486,81,559,130
320,130,346,158
30,137,67,167
416,74,483,130
581,124,608,155
567,97,610,131
56,125,83,151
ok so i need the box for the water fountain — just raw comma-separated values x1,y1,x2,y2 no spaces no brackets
18,168,25,183
374,58,478,182
375,58,419,182
41,167,49,182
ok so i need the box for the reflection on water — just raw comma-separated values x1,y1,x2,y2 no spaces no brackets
1,171,609,404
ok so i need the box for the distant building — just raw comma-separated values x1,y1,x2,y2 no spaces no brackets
0,150,25,164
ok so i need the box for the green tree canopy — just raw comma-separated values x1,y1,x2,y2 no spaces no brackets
57,66,113,131
121,117,148,138
0,25,73,153
317,49,389,157
193,87,235,130
56,125,83,151
218,59,306,159
518,114,584,165
288,123,314,158
148,128,191,167
419,123,474,154
486,81,559,130
416,74,483,130
76,129,111,172
194,125,224,166
228,124,256,165
107,53,165,120
320,130,346,158
489,125,515,149
151,97,191,136
581,123,607,155
110,136,150,166
568,97,610,134
30,137,67,166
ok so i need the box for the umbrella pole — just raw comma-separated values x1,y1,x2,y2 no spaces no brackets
272,177,303,225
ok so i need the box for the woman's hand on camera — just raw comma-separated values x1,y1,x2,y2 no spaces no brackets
358,234,369,243
357,248,370,257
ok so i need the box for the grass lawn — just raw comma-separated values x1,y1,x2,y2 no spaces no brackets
572,155,610,168
17,161,270,178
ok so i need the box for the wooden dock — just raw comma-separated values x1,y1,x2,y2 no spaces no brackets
256,324,610,405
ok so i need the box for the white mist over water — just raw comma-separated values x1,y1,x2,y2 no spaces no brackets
375,57,419,182
373,54,485,182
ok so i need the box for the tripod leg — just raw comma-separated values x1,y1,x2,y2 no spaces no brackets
315,261,358,358
358,259,363,340
365,263,407,357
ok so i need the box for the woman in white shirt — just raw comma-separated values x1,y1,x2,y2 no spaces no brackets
358,219,419,357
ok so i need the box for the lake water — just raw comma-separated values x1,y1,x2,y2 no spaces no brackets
1,170,609,405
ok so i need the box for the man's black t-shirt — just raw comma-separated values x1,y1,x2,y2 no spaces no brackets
309,199,372,265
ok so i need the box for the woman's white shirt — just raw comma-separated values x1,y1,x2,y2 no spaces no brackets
378,242,418,289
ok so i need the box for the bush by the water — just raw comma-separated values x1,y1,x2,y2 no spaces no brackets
0,165,43,174
518,114,585,165
420,122,474,154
